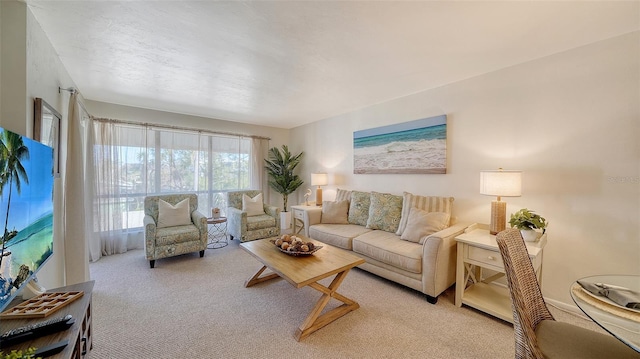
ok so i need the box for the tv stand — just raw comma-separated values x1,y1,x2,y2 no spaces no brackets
0,281,94,359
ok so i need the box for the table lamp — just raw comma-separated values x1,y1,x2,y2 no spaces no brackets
480,169,522,234
311,173,328,206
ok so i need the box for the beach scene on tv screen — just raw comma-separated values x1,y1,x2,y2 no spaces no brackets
0,128,54,310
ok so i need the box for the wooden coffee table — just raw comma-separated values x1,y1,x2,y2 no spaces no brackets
240,236,365,341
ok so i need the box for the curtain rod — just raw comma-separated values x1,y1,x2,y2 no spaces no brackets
91,116,271,141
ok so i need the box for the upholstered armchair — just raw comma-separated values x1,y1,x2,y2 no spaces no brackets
143,193,208,268
226,190,280,242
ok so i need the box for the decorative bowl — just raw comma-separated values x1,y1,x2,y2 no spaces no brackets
276,245,322,257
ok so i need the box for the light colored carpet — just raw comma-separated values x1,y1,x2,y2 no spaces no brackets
85,240,602,359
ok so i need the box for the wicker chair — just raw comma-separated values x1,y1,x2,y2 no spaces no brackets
496,228,638,359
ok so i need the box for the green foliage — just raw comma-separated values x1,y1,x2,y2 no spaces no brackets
0,347,39,359
264,145,304,212
509,208,548,233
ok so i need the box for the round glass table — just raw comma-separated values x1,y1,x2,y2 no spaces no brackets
571,274,640,352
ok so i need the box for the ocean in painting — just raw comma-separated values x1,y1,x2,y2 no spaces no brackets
354,116,447,174
0,213,53,308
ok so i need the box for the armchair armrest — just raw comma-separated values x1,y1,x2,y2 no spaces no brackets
191,210,208,245
227,207,248,241
421,222,469,297
143,214,157,259
263,205,280,219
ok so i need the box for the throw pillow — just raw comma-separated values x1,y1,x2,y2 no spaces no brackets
396,192,454,235
157,198,191,228
366,191,403,233
321,200,349,224
400,208,451,244
335,188,352,203
242,193,264,217
348,191,371,226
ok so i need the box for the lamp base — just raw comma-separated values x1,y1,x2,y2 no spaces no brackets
489,200,507,235
316,187,323,206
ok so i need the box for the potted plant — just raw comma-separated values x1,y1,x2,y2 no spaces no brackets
264,145,304,229
508,208,548,242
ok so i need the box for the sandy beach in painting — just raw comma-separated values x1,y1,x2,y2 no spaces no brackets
354,138,446,174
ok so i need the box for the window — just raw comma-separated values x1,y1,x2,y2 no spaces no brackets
93,121,253,232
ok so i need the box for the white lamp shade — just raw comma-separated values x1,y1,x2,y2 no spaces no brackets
480,170,522,197
311,173,328,187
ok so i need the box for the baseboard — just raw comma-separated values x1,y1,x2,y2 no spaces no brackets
545,297,589,319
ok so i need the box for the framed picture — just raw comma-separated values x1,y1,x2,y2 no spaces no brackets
353,115,447,174
34,98,61,177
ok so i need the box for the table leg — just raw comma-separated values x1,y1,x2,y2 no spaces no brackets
244,266,280,287
294,269,360,341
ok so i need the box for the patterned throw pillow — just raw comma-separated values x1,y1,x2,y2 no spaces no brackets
366,192,403,233
396,192,454,235
400,207,451,244
348,191,371,226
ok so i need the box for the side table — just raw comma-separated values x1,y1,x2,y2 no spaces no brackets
454,223,546,323
207,217,228,249
290,204,319,237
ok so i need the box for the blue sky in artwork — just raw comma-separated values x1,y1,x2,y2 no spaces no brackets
0,129,54,232
354,115,446,139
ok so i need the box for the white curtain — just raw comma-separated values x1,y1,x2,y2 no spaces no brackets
250,137,269,201
92,121,146,258
63,92,93,283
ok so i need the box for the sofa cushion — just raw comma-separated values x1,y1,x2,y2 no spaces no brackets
335,188,352,202
348,191,371,226
246,214,276,231
243,193,264,216
321,200,349,224
396,192,454,235
400,208,451,244
353,231,422,274
309,224,372,250
157,198,191,228
366,192,403,233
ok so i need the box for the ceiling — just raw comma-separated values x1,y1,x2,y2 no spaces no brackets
26,1,639,129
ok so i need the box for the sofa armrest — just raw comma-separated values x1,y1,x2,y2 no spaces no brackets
227,207,247,240
263,205,281,219
143,215,157,259
305,207,323,226
191,210,208,245
421,222,469,297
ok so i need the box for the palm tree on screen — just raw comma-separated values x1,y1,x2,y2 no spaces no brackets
0,131,30,269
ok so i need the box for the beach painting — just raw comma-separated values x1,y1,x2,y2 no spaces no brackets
353,115,447,174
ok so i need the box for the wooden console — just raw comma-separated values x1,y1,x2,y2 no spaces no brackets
0,281,94,359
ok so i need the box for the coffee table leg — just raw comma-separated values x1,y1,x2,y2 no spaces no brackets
244,265,280,287
294,269,360,341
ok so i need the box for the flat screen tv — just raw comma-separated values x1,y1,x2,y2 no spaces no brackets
0,127,54,312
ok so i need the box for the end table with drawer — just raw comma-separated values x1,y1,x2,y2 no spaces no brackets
454,223,547,323
290,204,319,237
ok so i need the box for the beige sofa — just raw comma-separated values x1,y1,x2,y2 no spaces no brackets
303,189,467,304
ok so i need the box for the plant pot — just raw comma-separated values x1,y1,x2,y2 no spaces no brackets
520,229,541,242
280,211,292,229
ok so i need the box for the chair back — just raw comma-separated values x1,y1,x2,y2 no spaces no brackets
226,190,262,210
496,228,554,359
144,193,198,222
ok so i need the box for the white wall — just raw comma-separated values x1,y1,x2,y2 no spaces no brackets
85,100,291,207
0,1,80,290
290,32,640,307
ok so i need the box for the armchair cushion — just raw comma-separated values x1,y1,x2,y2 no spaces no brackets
157,198,191,228
247,214,277,231
243,193,264,216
